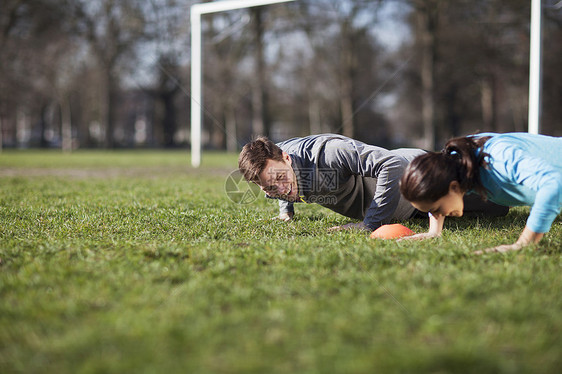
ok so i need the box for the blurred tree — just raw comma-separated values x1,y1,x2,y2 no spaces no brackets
1,0,560,151
395,0,540,149
542,1,562,136
68,0,148,148
439,0,530,137
201,3,296,149
250,7,268,138
0,0,78,150
413,0,440,150
290,0,385,141
141,0,193,148
151,56,181,147
203,10,252,150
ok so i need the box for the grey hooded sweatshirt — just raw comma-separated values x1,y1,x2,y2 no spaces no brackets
275,134,425,230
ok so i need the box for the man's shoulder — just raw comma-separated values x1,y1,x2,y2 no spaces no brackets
279,134,425,161
390,148,427,162
277,133,346,146
277,134,350,155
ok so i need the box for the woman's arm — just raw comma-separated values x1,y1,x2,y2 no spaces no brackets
399,213,445,240
484,138,561,236
328,222,369,231
474,226,544,254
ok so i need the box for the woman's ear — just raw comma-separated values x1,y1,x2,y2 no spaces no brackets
449,180,462,193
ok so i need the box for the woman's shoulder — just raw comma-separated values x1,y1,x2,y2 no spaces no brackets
481,133,531,153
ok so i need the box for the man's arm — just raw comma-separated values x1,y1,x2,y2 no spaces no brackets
361,156,409,229
324,140,420,230
275,200,294,221
355,147,427,230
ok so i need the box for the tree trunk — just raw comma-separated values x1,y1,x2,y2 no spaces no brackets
39,103,49,148
225,102,237,152
104,68,117,148
60,96,72,152
444,83,460,137
162,92,177,147
480,76,497,132
418,2,438,150
0,114,3,153
251,8,268,137
340,23,355,138
308,97,322,134
340,87,354,138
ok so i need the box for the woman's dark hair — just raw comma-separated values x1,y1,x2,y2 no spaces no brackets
238,136,284,183
400,136,491,202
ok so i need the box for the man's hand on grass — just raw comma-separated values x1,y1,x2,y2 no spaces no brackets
273,212,294,222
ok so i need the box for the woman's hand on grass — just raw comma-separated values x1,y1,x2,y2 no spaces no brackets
474,226,544,255
474,242,525,254
399,213,444,241
328,222,369,232
397,231,441,241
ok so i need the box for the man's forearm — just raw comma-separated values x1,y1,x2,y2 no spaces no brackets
278,200,294,215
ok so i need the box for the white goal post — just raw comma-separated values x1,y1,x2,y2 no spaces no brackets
189,0,543,167
528,0,543,135
190,0,295,167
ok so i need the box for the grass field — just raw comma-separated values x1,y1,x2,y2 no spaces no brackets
1,150,561,374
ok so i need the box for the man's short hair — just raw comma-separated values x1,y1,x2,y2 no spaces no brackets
238,136,284,183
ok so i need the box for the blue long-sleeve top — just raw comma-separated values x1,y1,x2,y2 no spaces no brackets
475,133,562,233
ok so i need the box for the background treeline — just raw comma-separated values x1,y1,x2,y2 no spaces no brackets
1,0,560,152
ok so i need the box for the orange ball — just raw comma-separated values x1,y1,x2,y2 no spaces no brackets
370,224,414,239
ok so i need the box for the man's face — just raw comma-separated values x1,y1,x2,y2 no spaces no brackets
257,153,299,202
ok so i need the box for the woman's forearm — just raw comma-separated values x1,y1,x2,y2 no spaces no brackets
516,226,544,245
428,213,445,236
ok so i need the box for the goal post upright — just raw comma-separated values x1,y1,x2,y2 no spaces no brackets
190,0,295,167
190,8,202,168
528,0,543,135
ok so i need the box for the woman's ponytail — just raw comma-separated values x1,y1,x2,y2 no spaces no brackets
443,136,490,198
400,135,490,203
